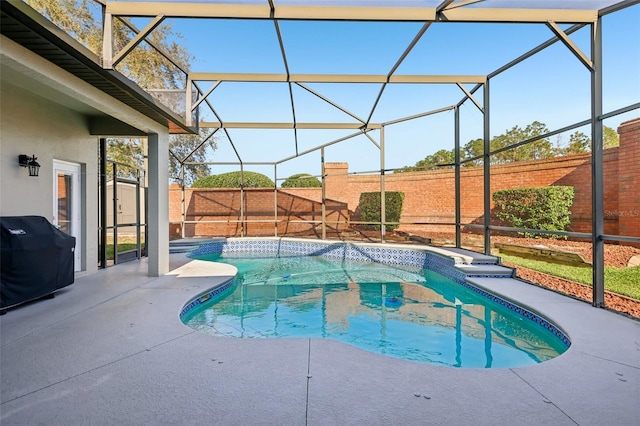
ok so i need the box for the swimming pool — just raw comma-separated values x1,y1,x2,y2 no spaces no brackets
180,239,570,368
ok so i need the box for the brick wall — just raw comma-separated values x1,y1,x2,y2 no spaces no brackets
324,153,619,235
169,187,348,238
617,118,640,239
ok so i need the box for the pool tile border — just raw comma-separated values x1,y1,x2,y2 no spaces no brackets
179,278,235,319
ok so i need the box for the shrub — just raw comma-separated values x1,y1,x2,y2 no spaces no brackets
191,171,274,188
492,186,575,238
358,192,404,231
281,173,322,188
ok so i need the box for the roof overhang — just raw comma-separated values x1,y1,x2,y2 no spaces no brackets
0,0,195,135
105,1,599,23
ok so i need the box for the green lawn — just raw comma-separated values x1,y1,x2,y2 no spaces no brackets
500,254,640,300
106,243,139,260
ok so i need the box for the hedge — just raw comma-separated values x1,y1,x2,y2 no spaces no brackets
492,186,575,238
191,171,274,188
281,173,322,188
358,192,404,231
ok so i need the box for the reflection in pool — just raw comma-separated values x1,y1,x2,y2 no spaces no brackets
181,256,568,368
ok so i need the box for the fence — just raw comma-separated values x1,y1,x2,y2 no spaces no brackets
169,118,640,242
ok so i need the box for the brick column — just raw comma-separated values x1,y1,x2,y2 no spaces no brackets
324,162,349,203
617,118,640,242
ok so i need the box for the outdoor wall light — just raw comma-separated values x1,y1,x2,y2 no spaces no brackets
18,154,40,177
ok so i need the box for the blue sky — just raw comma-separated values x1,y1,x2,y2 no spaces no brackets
138,3,639,181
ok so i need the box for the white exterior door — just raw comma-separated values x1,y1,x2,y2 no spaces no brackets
53,160,81,271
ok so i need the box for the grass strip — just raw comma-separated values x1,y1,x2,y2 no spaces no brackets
106,243,139,260
499,254,640,300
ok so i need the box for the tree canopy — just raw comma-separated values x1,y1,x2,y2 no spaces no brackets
281,173,322,188
25,0,102,52
398,121,620,172
27,0,215,184
459,121,553,166
398,149,454,172
603,126,620,149
169,130,217,186
555,126,619,155
26,0,191,89
490,121,553,164
192,171,275,188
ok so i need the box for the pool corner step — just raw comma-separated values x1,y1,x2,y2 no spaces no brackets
170,238,226,254
437,247,501,265
170,244,201,254
454,263,514,278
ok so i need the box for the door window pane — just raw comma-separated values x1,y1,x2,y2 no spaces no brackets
57,173,72,235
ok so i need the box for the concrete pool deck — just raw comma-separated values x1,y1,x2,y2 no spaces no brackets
1,253,639,425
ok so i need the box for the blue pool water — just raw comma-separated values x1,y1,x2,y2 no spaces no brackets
181,255,568,368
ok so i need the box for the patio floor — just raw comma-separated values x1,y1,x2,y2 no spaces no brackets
1,253,639,425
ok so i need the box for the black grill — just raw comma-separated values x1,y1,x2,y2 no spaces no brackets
1,216,75,311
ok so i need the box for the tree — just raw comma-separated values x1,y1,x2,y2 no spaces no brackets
462,138,483,167
555,126,619,155
397,149,455,172
26,0,192,89
281,173,322,188
415,149,455,170
104,138,144,180
102,131,216,185
563,131,590,154
25,1,101,52
169,130,217,186
460,122,553,166
489,121,553,164
604,126,620,149
401,121,562,172
192,171,275,188
26,0,214,184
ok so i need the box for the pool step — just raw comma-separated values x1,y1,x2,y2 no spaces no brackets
169,238,225,254
442,247,499,265
454,263,514,278
169,244,200,254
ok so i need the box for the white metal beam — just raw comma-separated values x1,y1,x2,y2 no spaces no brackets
365,22,432,126
106,2,435,21
436,0,456,14
388,75,486,84
382,105,455,126
277,130,370,164
295,83,366,123
112,15,165,67
189,72,486,84
442,0,485,11
440,8,597,23
102,12,113,68
106,2,598,23
547,21,594,70
199,122,381,130
117,16,188,75
106,2,271,18
275,5,436,21
189,73,288,82
456,83,483,112
191,81,221,112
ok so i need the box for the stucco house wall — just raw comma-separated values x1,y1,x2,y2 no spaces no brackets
1,37,102,274
1,30,172,276
1,80,99,273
